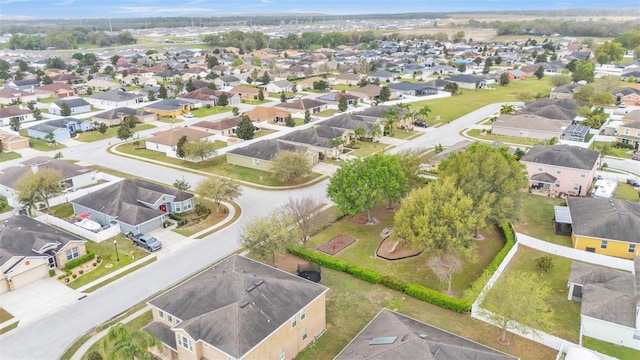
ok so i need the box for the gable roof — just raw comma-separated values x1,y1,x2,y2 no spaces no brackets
321,114,375,131
493,114,570,133
145,99,191,111
89,89,141,102
0,107,32,118
71,179,193,227
243,106,289,121
192,117,242,131
228,139,309,161
350,84,382,96
93,107,155,120
520,145,599,170
447,74,485,83
335,309,516,360
275,98,325,111
146,127,211,146
0,215,85,267
567,197,640,244
53,98,90,108
148,255,328,358
278,126,346,148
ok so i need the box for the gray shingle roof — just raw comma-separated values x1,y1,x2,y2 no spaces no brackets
145,99,191,111
89,89,140,102
53,98,90,108
567,197,640,244
530,172,557,183
278,126,345,148
228,139,309,161
94,107,154,120
320,115,375,131
148,255,327,358
521,145,599,170
335,309,516,360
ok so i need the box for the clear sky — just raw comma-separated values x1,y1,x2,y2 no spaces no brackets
0,0,638,19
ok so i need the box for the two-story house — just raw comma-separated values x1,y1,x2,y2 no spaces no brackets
617,112,640,151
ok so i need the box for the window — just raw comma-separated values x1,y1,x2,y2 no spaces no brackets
159,310,164,319
178,334,193,352
556,168,562,175
555,181,560,187
291,316,297,328
167,314,173,323
624,128,630,135
573,184,580,191
66,247,79,261
580,172,586,178
601,241,608,249
629,244,636,253
302,327,308,341
279,348,285,360
538,166,544,172
300,308,306,320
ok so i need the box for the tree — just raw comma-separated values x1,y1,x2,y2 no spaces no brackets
60,102,71,117
284,114,295,127
239,211,295,265
499,73,510,86
280,91,287,103
500,104,516,114
481,271,553,344
282,196,326,247
257,87,265,101
571,60,594,83
185,78,196,92
353,126,366,146
338,94,348,112
116,123,134,142
53,152,63,159
97,122,108,134
444,82,459,95
158,85,168,99
598,143,611,169
102,323,160,360
327,154,406,223
32,107,43,120
428,253,464,294
173,177,191,191
378,86,391,102
270,151,311,183
534,65,545,80
16,168,63,210
176,135,188,159
260,71,271,84
515,90,535,103
394,150,422,189
18,188,42,216
304,109,311,124
42,75,53,84
232,106,240,116
218,93,229,107
147,90,156,101
439,143,528,238
184,139,217,162
312,80,329,91
550,74,572,87
418,105,431,121
44,132,56,147
382,106,400,136
236,115,255,140
195,177,242,214
595,41,626,63
9,118,20,132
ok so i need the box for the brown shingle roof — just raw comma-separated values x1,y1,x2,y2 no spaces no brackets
146,127,211,146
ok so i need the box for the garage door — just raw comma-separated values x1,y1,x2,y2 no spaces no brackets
10,263,49,290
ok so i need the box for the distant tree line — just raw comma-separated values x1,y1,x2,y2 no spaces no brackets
8,29,136,50
465,18,639,38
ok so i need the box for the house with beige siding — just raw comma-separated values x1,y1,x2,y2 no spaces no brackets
492,114,571,141
227,139,316,172
243,106,289,124
0,215,86,294
145,255,328,360
92,107,157,127
0,131,29,151
617,114,640,150
145,127,215,158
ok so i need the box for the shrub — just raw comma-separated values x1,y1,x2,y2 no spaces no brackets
404,284,471,313
87,351,103,360
380,275,408,292
195,204,208,215
49,269,56,277
64,251,95,271
92,262,97,267
287,246,348,272
72,274,77,279
79,269,84,275
535,255,554,273
347,265,382,284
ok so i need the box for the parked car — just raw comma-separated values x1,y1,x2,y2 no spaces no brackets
618,103,627,108
184,112,194,118
126,232,162,252
632,152,640,161
413,120,428,128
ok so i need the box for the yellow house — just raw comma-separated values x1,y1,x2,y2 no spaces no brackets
145,255,328,360
226,139,318,173
567,197,640,259
144,99,193,118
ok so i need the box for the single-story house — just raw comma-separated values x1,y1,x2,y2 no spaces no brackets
213,75,241,88
3,79,41,91
191,117,243,136
0,215,87,294
229,85,260,100
26,118,94,142
144,255,328,360
86,89,144,108
567,197,640,259
261,79,293,94
335,308,517,360
367,70,395,83
316,92,359,106
274,98,327,116
520,144,599,197
0,107,34,127
566,259,640,350
0,88,37,105
0,130,29,151
144,99,194,118
491,114,571,141
519,98,582,121
243,106,290,124
48,98,91,116
227,139,316,172
278,126,349,159
33,83,75,99
145,127,215,158
296,76,326,90
495,69,527,81
334,73,362,86
348,84,383,101
387,82,438,97
550,83,584,100
83,79,120,92
71,178,195,235
446,74,487,89
92,107,157,127
178,88,240,107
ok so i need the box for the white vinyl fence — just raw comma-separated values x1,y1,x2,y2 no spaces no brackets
36,214,121,243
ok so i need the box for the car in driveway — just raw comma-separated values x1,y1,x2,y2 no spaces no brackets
126,232,162,252
633,152,640,161
413,120,428,128
183,112,194,118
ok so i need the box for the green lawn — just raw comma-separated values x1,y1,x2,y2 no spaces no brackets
347,141,389,157
409,77,553,124
316,109,340,117
66,235,150,290
47,203,75,219
19,130,68,151
583,336,640,360
156,116,184,124
252,128,279,139
115,142,322,187
592,142,633,159
191,106,232,117
0,308,14,323
0,152,21,162
331,84,359,91
614,183,640,202
495,246,581,342
241,99,272,105
37,97,55,103
392,129,420,139
513,193,572,247
76,124,156,142
466,129,543,147
172,201,229,237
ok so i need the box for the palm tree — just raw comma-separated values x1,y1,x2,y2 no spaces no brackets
368,123,382,142
383,108,400,136
500,104,516,115
18,191,42,216
102,323,160,360
353,126,366,146
418,105,432,121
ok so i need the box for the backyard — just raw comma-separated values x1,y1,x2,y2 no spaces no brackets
513,193,572,247
592,141,634,159
19,130,68,151
614,183,640,202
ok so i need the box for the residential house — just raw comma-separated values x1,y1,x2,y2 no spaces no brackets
33,83,75,99
334,73,362,86
567,258,640,350
446,74,487,89
71,178,195,235
387,82,438,97
316,92,359,107
0,157,98,206
144,255,328,360
620,70,640,83
520,144,600,196
321,114,380,140
335,308,517,360
3,79,41,91
27,118,94,142
145,127,215,158
261,79,293,94
86,89,144,108
519,98,582,121
0,107,33,127
0,88,37,105
227,139,315,172
48,98,91,116
191,117,243,136
348,84,383,101
617,118,640,150
0,215,87,294
422,79,450,91
83,79,119,92
278,126,349,159
367,70,395,83
92,107,157,127
213,75,241,88
229,85,260,101
144,99,194,118
243,106,290,124
297,77,326,90
274,98,327,116
49,73,82,85
614,87,640,106
492,114,571,141
550,83,584,100
178,88,240,107
496,69,528,81
0,130,29,151
121,74,158,87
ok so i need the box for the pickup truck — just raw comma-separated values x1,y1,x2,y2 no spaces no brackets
126,232,162,252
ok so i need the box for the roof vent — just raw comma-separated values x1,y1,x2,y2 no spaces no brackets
400,333,409,342
432,347,441,357
239,300,250,309
254,279,264,287
419,334,428,340
246,285,256,293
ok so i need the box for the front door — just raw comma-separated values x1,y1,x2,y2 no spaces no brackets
48,255,57,268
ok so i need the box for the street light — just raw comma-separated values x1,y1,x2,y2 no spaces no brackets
114,240,120,261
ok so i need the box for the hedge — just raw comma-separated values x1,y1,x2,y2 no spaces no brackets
346,265,382,284
287,246,348,272
380,275,408,292
65,251,96,271
467,223,516,297
404,284,471,313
